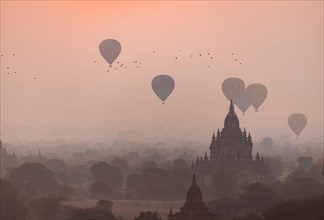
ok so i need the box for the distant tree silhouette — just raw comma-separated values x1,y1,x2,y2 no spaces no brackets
297,156,313,170
89,181,113,195
111,156,129,171
280,177,323,199
9,162,58,195
90,161,124,188
134,211,162,220
0,178,26,220
96,199,113,211
235,183,282,215
173,158,189,170
126,173,142,189
68,199,120,220
28,195,63,219
230,212,263,220
45,158,66,172
263,195,324,220
143,161,158,170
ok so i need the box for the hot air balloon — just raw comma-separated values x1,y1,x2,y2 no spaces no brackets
288,113,307,138
221,77,245,104
99,39,121,67
236,92,251,115
246,83,268,112
152,75,175,104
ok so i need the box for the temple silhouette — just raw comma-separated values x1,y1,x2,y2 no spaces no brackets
192,100,269,184
168,174,220,220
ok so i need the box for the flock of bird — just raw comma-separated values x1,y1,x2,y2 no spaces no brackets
91,49,243,73
1,53,37,79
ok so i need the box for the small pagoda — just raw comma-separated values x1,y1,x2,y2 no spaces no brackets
168,174,220,220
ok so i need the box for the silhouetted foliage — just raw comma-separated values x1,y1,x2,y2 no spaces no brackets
230,212,263,220
90,161,124,188
45,158,66,172
126,173,142,189
235,183,282,215
143,161,158,170
280,177,323,199
111,156,129,171
134,211,162,220
0,179,26,220
89,181,113,195
9,162,58,195
173,158,189,170
28,195,63,219
263,195,324,220
68,199,120,220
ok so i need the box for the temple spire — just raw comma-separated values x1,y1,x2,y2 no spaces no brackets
204,152,208,161
212,132,216,142
248,132,252,143
217,128,221,138
229,99,235,115
192,174,197,185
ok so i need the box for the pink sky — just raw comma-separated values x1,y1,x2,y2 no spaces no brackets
1,1,323,142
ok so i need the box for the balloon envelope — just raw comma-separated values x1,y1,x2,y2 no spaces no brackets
288,113,307,137
236,92,251,114
99,39,121,66
246,83,268,111
152,75,175,104
221,78,245,104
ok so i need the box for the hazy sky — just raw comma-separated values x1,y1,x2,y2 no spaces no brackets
1,1,323,143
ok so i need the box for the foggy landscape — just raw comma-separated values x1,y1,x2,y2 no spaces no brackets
0,1,323,220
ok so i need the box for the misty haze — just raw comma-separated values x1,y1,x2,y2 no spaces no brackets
0,1,323,220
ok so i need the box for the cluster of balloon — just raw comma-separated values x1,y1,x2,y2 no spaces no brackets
288,113,307,139
99,39,121,67
221,77,268,114
152,75,175,104
222,77,249,114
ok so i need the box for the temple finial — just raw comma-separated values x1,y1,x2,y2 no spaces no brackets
192,174,197,185
229,99,234,114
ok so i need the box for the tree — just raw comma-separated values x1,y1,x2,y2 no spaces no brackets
96,200,113,211
143,161,158,170
173,158,189,170
28,195,63,219
297,156,313,170
45,158,66,172
9,162,58,195
111,157,129,171
134,211,162,220
68,200,121,220
0,179,26,220
263,196,323,220
126,173,142,189
235,183,282,214
89,181,113,195
280,177,323,199
90,161,124,188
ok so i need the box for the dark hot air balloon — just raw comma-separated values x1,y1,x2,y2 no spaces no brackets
99,39,121,67
152,75,175,104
